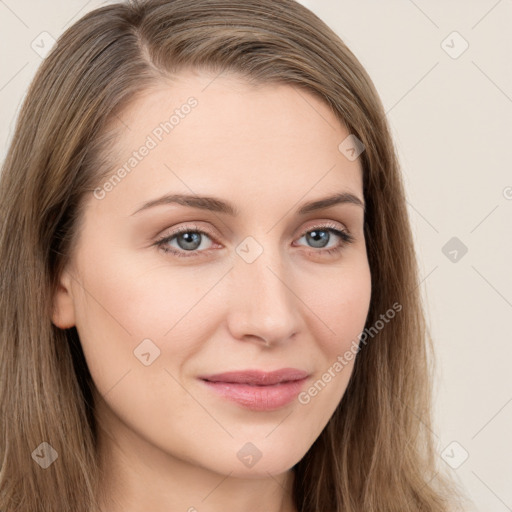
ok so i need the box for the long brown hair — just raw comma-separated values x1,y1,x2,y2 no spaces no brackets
0,0,469,510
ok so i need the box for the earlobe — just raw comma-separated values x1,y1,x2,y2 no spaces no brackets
51,269,76,329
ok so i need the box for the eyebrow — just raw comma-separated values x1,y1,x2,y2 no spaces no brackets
130,191,365,216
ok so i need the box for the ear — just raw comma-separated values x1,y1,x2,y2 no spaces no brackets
51,267,77,329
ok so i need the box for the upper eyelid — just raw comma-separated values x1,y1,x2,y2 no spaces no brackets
162,221,349,239
165,217,349,235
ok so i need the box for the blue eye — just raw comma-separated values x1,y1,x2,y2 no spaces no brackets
155,222,354,259
155,224,215,258
295,224,354,253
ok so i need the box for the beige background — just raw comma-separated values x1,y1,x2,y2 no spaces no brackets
1,1,511,510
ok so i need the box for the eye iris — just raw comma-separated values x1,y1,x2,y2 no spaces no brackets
306,230,329,248
177,232,202,250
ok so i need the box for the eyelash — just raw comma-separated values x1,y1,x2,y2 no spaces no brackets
154,222,355,259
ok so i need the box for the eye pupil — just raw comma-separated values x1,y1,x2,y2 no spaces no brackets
177,232,202,250
306,230,329,248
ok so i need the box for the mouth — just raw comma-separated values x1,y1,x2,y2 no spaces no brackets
198,368,310,411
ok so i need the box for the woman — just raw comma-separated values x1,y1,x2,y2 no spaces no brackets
0,0,468,510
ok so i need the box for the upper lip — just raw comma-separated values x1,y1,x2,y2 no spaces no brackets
199,368,309,386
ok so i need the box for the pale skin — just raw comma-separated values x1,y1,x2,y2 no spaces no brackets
52,69,372,512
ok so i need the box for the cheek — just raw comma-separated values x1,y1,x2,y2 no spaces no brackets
309,258,372,354
70,244,230,389
291,257,371,414
69,249,214,452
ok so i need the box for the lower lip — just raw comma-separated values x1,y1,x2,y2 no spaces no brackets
200,378,308,411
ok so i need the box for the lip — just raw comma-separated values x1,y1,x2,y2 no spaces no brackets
198,368,310,411
198,368,310,385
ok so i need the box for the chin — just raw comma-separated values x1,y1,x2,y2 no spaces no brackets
202,441,306,478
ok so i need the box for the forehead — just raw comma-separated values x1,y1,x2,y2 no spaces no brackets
95,70,364,216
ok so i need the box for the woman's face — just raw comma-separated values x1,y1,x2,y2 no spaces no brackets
52,70,371,478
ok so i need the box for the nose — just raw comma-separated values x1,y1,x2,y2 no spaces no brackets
226,244,302,347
